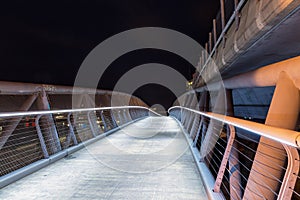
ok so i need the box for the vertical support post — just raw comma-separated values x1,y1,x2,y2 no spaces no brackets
87,111,97,137
234,0,240,30
122,110,128,123
209,32,212,53
192,91,208,146
125,109,132,122
85,94,101,134
193,118,203,147
134,109,138,119
220,0,226,48
278,145,299,199
182,94,191,126
180,108,186,124
117,110,123,125
213,19,217,45
205,43,209,58
189,114,200,139
65,113,78,147
110,110,118,128
186,112,194,133
176,109,181,121
200,89,226,159
100,111,108,132
35,115,49,159
226,89,242,199
37,90,61,154
202,51,205,65
183,110,190,129
131,109,137,120
213,125,235,192
220,0,225,30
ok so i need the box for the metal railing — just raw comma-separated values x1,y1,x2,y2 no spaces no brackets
0,106,158,187
193,0,300,87
194,0,247,86
168,106,300,200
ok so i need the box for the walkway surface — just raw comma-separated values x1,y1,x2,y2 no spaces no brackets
0,117,207,200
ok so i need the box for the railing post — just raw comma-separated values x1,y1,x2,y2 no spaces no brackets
189,116,198,138
209,32,212,53
122,110,127,123
226,89,242,199
117,110,123,125
37,90,61,153
100,111,108,132
66,113,78,146
184,111,190,130
182,110,188,129
234,0,240,30
134,109,139,118
220,0,225,31
35,115,49,159
176,109,181,121
180,108,185,124
187,112,195,134
205,43,208,59
132,109,138,119
193,117,203,147
125,109,132,122
87,111,97,137
110,110,118,128
213,125,235,193
213,19,217,46
277,145,299,200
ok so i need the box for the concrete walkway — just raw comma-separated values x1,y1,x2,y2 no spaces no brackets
0,117,207,200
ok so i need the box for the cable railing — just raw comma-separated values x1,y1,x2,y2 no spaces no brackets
0,106,158,188
168,106,300,200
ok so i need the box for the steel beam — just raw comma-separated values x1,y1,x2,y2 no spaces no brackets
204,55,300,91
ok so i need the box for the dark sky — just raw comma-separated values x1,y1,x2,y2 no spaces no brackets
0,0,220,109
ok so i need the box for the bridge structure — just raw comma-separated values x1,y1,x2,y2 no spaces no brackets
1,0,300,199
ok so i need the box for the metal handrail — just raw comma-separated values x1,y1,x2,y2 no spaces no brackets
0,105,158,188
168,106,300,148
0,106,160,118
168,105,300,199
197,0,247,76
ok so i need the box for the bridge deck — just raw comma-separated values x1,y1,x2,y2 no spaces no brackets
0,117,207,199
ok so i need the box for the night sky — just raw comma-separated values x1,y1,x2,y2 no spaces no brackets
0,1,220,109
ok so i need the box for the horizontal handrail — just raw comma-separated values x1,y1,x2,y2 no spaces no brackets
168,106,300,148
0,106,160,118
0,105,152,188
198,0,247,76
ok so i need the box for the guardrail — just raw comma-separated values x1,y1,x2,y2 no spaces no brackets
168,106,300,200
0,106,159,188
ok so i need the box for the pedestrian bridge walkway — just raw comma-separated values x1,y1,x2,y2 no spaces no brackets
0,117,207,200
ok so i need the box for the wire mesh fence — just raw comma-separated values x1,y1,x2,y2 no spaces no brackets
0,106,153,177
